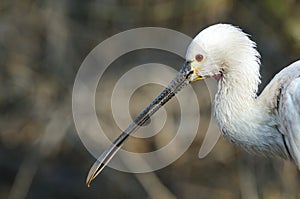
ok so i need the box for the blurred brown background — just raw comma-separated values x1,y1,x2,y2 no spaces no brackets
1,0,300,199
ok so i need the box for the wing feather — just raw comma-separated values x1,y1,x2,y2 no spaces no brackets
279,77,300,167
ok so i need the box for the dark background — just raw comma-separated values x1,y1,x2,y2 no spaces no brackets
1,0,300,199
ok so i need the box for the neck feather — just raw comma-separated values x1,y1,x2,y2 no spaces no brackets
215,59,260,140
214,47,261,132
214,58,288,158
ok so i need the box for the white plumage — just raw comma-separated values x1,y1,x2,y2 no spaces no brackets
186,24,300,167
86,24,300,186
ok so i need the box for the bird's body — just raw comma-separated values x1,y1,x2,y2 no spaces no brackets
86,24,300,186
187,24,300,166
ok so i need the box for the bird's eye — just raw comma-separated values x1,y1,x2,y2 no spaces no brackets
195,54,204,62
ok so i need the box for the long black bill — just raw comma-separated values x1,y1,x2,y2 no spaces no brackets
86,62,193,187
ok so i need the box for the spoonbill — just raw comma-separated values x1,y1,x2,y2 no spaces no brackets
86,24,300,186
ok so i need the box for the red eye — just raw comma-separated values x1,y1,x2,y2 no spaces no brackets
195,54,203,62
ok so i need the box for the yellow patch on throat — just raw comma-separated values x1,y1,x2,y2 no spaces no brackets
191,65,205,82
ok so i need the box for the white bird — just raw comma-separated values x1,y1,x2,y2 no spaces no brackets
86,24,300,186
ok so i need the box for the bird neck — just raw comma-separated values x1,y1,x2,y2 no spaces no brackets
215,65,259,141
214,60,288,157
215,59,261,123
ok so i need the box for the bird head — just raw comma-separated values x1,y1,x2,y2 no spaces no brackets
185,23,260,82
184,41,222,82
